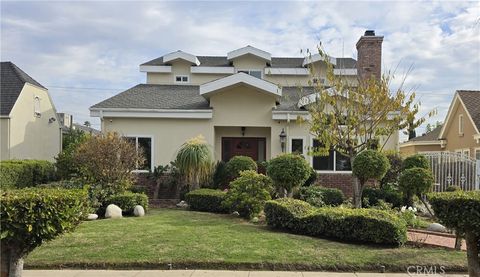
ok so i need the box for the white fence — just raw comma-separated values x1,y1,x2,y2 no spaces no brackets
421,152,480,192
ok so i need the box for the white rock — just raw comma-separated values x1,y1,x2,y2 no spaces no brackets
87,214,98,220
176,200,188,208
427,223,447,233
133,205,145,217
232,211,240,217
105,204,122,219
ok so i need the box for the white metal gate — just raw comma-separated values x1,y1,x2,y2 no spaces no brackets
421,152,480,192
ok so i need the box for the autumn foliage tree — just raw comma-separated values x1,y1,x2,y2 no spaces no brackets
303,47,427,208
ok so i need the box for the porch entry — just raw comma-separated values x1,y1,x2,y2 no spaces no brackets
221,137,266,162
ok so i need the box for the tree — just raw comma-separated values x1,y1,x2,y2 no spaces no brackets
55,128,89,179
303,47,427,208
84,121,91,127
399,167,434,207
73,132,144,208
352,150,390,195
266,153,310,197
175,135,213,191
425,121,443,133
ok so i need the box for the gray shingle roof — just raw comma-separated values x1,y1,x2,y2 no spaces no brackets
457,90,480,131
141,55,356,69
91,84,322,112
90,84,211,110
1,62,46,116
409,126,442,142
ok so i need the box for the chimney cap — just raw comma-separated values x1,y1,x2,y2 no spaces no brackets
364,30,375,36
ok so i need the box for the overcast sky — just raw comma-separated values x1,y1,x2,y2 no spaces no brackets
1,1,479,140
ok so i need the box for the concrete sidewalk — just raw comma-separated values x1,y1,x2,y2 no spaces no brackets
23,270,469,277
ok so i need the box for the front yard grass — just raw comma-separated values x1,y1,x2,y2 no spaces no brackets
25,208,467,272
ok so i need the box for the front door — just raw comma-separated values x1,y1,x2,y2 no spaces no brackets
222,137,266,162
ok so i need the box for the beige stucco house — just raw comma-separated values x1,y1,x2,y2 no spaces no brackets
0,62,62,162
400,90,480,161
91,31,398,191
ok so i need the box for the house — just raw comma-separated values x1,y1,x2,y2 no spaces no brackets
0,62,62,161
400,90,480,161
58,112,101,135
91,31,398,193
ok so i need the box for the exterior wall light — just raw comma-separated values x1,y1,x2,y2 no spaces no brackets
279,128,286,152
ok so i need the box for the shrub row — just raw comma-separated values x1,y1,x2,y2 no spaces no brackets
0,188,89,255
264,198,407,246
185,188,228,213
296,186,345,207
0,160,57,190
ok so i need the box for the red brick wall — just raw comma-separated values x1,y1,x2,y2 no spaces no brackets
315,173,354,197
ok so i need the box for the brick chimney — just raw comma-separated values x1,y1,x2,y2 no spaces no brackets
356,30,383,82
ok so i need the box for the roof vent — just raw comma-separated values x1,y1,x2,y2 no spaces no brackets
364,30,375,36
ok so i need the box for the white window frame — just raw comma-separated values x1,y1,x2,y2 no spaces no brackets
459,114,464,136
289,136,306,156
174,75,190,84
124,134,154,172
34,96,41,117
475,148,480,161
462,148,470,158
309,136,352,173
237,69,263,79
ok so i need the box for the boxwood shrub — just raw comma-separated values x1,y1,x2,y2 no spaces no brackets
105,192,149,216
296,186,345,207
265,198,407,246
185,188,227,213
0,160,57,190
225,156,258,181
362,187,403,208
1,188,89,273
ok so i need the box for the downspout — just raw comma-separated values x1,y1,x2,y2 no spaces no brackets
286,113,290,153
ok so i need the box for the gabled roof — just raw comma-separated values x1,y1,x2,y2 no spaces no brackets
439,90,480,138
199,73,281,99
90,84,210,110
1,61,46,116
302,53,337,67
408,126,442,142
162,50,200,66
227,46,271,62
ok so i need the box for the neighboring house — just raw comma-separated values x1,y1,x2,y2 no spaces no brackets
400,90,480,160
91,30,398,192
58,112,101,135
0,62,62,161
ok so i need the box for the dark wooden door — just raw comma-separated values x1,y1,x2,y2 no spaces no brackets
222,137,265,162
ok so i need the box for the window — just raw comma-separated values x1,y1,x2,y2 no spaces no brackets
290,138,305,156
174,75,189,83
459,114,464,135
311,139,351,172
463,149,470,158
475,149,480,160
125,136,152,171
34,96,41,117
238,70,262,79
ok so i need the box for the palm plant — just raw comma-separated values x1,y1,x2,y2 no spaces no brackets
175,135,213,190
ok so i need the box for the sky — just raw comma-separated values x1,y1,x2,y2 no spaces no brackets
1,1,479,141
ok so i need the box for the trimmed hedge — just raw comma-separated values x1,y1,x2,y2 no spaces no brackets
106,192,149,215
185,188,227,213
296,186,345,207
0,160,57,190
403,154,430,170
225,156,258,181
0,188,89,257
362,187,403,208
265,198,407,246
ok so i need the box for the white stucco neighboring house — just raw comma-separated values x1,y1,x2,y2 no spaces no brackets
90,30,397,195
0,62,62,161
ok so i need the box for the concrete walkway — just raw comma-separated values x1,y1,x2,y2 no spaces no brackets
23,270,469,277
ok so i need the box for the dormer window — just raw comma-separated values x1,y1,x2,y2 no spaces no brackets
238,70,262,79
175,75,189,83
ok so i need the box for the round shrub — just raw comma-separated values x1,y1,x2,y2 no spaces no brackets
225,156,257,181
399,167,434,206
297,186,344,207
352,150,390,185
403,154,429,170
267,154,310,196
1,188,89,275
381,151,403,188
222,170,273,218
185,188,227,213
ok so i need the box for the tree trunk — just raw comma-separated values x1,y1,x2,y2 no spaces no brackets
465,231,480,277
1,248,24,277
454,233,463,251
352,177,362,208
1,248,9,277
153,179,161,199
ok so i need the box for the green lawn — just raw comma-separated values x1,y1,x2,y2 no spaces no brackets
26,208,467,272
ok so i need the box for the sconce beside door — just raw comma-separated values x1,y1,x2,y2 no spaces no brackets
279,128,286,152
